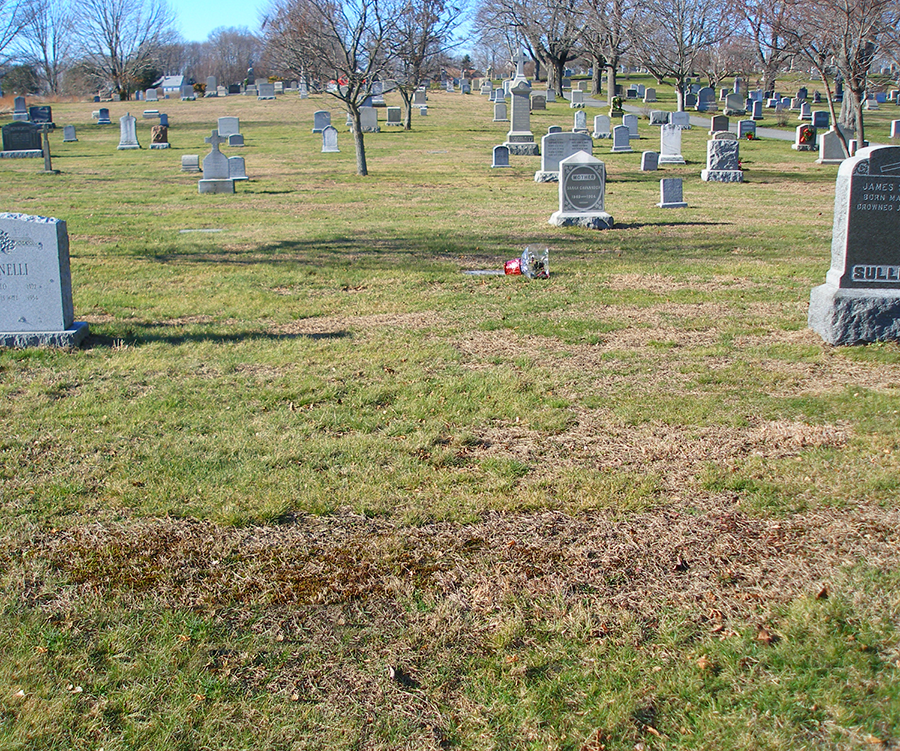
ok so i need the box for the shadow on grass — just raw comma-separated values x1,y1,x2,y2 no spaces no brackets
85,328,351,348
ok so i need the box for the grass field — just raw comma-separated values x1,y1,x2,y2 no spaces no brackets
1,79,900,750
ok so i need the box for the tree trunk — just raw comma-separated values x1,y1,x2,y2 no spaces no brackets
606,59,618,103
399,88,412,130
591,54,603,97
350,109,368,175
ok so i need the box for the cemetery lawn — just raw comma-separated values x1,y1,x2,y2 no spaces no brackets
2,88,900,750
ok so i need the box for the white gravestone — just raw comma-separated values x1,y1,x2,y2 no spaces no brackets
549,151,614,230
818,128,850,165
0,213,88,347
573,110,589,134
592,115,611,139
205,76,217,96
657,178,687,208
623,113,639,139
640,151,659,171
181,155,200,172
535,132,593,182
63,125,77,143
570,90,585,108
322,125,340,152
258,83,276,100
658,124,685,164
809,146,900,344
218,117,240,138
117,113,140,150
359,107,380,132
198,130,234,194
669,111,691,129
701,139,742,182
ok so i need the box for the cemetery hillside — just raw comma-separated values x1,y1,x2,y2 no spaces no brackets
3,57,900,751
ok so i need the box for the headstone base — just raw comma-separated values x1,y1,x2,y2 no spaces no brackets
117,144,140,150
504,142,540,156
792,144,817,151
0,150,43,158
150,143,170,149
657,200,687,209
198,179,235,194
809,284,900,345
817,156,845,165
534,171,559,182
592,132,611,139
701,169,743,182
658,155,686,165
611,145,633,153
0,321,89,348
549,211,614,229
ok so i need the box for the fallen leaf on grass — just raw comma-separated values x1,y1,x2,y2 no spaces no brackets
756,627,777,645
696,655,713,671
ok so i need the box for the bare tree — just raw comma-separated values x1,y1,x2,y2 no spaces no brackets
0,0,31,66
582,0,633,98
630,0,733,110
742,0,791,93
778,0,899,148
204,27,263,85
388,0,466,128
475,0,584,93
262,0,396,175
74,0,177,99
13,0,73,94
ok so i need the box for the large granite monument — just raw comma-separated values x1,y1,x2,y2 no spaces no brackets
548,151,613,230
0,213,88,347
809,146,900,344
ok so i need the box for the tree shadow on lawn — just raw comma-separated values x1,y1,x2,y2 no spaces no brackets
85,326,351,349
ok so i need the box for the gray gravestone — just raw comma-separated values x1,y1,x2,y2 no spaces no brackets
697,87,716,111
322,125,339,152
117,113,140,150
2,122,42,154
724,93,745,114
13,96,27,122
181,154,200,172
181,85,195,100
492,144,510,168
205,76,217,96
752,100,764,120
531,93,546,110
0,212,88,347
738,120,756,139
623,113,639,139
549,151,614,229
709,115,729,135
643,88,656,103
611,125,633,153
218,117,240,138
649,111,669,126
359,107,380,132
799,102,812,120
385,107,402,126
657,177,687,208
97,108,111,125
891,120,900,140
812,111,830,129
818,128,850,165
658,124,685,164
228,134,244,147
504,79,538,155
535,131,593,182
493,102,508,122
793,124,817,151
228,155,248,180
592,115,611,139
641,151,659,171
258,83,276,100
198,130,234,194
670,112,691,129
62,125,77,142
570,90,584,108
312,111,330,133
29,106,52,126
150,125,169,149
548,125,562,134
701,139,742,182
809,146,900,344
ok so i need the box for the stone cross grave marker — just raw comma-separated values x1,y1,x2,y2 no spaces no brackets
198,130,234,194
0,212,88,347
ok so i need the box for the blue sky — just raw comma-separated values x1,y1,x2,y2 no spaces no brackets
169,0,266,43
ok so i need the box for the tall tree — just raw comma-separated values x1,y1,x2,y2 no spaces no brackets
778,0,899,147
475,0,584,94
742,0,790,94
388,0,466,128
582,0,633,98
205,27,263,85
262,0,396,175
14,0,74,94
630,0,733,110
0,0,30,66
74,0,176,99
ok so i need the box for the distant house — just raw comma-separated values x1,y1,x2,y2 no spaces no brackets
154,75,185,94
